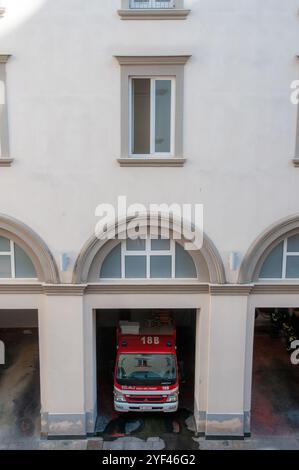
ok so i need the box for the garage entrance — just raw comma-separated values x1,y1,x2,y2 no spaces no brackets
251,308,299,437
95,309,197,441
0,310,40,439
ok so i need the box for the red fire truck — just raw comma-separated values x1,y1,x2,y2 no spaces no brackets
114,315,179,413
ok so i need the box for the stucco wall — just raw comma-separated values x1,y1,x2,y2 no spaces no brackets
0,0,298,283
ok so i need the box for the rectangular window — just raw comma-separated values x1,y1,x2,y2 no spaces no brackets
130,77,174,156
130,0,174,9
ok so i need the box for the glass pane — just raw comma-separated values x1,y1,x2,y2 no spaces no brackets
100,244,121,279
155,80,171,153
287,235,299,253
125,256,147,278
259,241,283,279
132,79,151,154
286,256,299,278
150,255,172,278
0,255,12,278
0,236,10,252
126,238,146,251
14,244,37,278
175,243,197,278
151,238,170,251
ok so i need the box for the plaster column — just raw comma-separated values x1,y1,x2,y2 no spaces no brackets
39,293,86,438
205,293,249,438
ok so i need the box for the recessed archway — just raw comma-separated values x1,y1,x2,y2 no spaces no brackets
0,214,60,283
238,214,299,283
73,214,226,284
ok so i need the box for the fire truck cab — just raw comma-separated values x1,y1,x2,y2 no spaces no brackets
114,315,179,413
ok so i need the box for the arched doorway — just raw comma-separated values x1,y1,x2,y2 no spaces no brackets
241,215,299,441
0,214,60,440
74,215,226,439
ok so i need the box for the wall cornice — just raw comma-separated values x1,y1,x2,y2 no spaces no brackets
114,55,191,66
0,55,11,64
117,9,190,20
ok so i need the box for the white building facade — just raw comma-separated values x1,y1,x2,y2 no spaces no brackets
0,0,299,439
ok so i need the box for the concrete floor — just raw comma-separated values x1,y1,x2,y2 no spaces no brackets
1,326,299,450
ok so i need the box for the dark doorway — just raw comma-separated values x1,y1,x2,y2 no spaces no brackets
95,309,197,447
251,308,299,437
0,310,40,439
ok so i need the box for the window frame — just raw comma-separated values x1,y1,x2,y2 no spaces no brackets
115,55,191,164
130,0,175,9
100,238,198,281
259,237,299,281
0,239,37,280
129,76,175,158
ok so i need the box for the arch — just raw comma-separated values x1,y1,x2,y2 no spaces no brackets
238,214,299,283
0,213,60,283
73,214,226,284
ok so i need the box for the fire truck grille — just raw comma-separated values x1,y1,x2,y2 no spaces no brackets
126,395,167,403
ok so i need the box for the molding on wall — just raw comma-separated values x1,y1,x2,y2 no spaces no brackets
0,54,11,63
209,284,253,296
252,284,299,294
43,284,86,296
117,9,190,20
114,55,191,66
0,158,13,167
0,282,299,296
292,159,299,167
85,283,209,295
0,283,43,294
117,157,186,167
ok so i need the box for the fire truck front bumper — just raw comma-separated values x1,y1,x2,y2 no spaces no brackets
114,401,178,413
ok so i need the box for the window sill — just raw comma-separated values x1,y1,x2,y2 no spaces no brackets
292,158,299,167
117,157,186,167
117,9,190,20
0,158,13,167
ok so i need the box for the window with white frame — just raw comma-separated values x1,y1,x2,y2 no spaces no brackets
100,238,197,280
0,236,37,279
259,234,299,280
130,77,175,156
130,0,175,9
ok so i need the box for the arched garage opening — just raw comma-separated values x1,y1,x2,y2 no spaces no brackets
0,215,60,441
75,216,225,442
241,215,299,441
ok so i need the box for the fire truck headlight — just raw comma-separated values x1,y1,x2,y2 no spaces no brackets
114,391,126,402
166,393,178,403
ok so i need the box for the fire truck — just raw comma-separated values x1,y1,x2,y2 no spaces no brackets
114,314,179,413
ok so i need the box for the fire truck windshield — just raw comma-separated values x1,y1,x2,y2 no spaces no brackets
116,354,177,386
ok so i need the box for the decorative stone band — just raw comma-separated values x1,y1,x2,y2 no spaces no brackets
0,282,299,295
117,157,186,167
209,285,253,296
114,55,191,66
117,9,190,20
0,54,11,63
0,158,13,167
85,283,209,294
